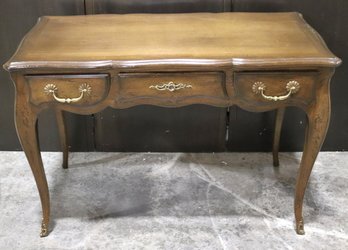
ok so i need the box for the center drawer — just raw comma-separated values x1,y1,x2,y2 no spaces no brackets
118,72,226,101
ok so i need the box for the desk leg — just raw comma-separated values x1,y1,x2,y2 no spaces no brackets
295,84,330,235
15,97,50,237
272,108,285,167
55,110,69,169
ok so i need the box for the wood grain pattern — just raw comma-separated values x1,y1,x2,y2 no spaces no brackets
118,72,227,107
85,0,232,154
26,74,109,106
3,13,341,237
13,73,50,237
294,69,334,234
4,13,341,71
234,71,318,109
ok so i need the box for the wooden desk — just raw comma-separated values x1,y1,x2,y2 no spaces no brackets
4,13,341,237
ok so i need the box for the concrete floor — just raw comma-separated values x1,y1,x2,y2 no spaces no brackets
0,151,347,250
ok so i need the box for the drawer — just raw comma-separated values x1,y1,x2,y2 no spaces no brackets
118,72,226,101
26,74,109,106
234,72,318,106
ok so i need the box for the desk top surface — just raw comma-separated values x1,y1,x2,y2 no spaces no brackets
4,12,341,71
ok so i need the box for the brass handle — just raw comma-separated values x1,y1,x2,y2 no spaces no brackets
44,83,91,103
252,80,300,101
149,81,192,92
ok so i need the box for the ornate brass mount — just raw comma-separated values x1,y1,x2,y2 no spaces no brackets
149,81,192,92
296,218,305,235
44,83,91,103
252,80,300,101
40,219,48,237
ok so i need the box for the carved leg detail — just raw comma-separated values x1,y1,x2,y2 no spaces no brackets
56,109,69,169
15,99,50,237
272,108,286,167
295,84,331,235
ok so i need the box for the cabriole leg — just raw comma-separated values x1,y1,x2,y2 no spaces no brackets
295,81,331,235
272,107,286,167
55,109,69,169
15,85,50,237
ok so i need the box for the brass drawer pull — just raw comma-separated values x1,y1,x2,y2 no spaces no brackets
149,81,192,92
252,80,300,101
44,83,91,103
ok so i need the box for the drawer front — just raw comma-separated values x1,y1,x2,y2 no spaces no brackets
26,74,109,106
118,72,226,101
234,72,318,106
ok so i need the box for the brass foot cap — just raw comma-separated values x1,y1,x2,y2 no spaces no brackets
296,228,305,235
296,219,305,235
40,222,48,237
